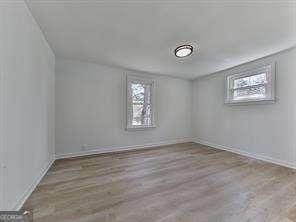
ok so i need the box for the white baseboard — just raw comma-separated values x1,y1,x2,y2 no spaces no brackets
55,138,194,160
194,139,296,170
12,157,55,211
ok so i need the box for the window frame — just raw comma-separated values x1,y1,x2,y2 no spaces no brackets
225,64,276,105
126,75,156,131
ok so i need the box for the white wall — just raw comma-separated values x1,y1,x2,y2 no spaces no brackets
193,48,296,168
55,59,193,157
0,1,55,210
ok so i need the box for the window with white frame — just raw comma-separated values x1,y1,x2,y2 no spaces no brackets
126,76,155,130
225,64,275,104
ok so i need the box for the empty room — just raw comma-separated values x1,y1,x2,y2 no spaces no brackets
1,1,296,221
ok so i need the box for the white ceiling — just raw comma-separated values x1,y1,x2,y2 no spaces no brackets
26,0,296,79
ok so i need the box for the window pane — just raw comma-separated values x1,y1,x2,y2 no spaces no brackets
233,85,266,100
132,104,152,126
249,73,267,85
233,73,267,89
132,83,144,103
132,83,151,103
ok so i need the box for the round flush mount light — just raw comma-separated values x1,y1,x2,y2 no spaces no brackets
174,44,194,58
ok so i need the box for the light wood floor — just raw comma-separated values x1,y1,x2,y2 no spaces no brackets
24,143,296,222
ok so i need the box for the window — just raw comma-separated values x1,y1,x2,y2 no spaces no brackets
225,64,275,104
126,75,155,130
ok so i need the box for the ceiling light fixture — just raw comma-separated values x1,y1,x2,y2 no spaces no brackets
174,45,193,58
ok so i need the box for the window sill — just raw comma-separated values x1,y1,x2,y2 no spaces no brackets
125,125,156,131
225,99,276,106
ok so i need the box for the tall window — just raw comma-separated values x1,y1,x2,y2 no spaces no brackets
225,64,275,104
127,76,155,130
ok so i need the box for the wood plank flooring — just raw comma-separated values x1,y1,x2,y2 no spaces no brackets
24,143,296,222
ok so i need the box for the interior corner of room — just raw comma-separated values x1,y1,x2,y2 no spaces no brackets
1,1,296,221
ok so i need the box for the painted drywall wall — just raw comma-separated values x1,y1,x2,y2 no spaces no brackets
193,48,296,168
55,59,193,157
0,1,55,210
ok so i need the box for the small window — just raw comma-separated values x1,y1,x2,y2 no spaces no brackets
225,64,275,104
126,75,155,130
